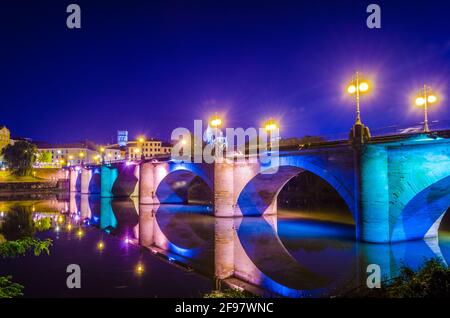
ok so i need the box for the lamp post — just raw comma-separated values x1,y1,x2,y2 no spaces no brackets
134,148,140,161
210,113,223,156
79,151,85,165
264,118,279,151
99,146,105,163
347,71,371,144
138,136,145,160
415,85,438,133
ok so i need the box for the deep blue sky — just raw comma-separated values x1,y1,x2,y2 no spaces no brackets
0,0,449,143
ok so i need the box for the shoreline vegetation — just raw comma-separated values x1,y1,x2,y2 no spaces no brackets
0,170,67,199
204,258,450,298
0,205,54,298
344,258,450,298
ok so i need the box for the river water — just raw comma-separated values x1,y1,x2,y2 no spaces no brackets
0,195,449,298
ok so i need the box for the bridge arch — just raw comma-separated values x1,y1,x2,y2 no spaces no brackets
236,157,356,219
391,175,450,241
155,163,214,205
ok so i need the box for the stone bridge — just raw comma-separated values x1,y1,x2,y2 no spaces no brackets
66,130,450,243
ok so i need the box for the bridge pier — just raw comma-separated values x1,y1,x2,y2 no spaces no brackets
139,162,156,204
81,168,92,194
359,145,390,243
101,165,118,198
69,169,80,193
214,160,235,217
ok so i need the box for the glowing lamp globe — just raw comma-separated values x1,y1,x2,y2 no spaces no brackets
210,117,222,128
427,95,437,103
415,97,425,106
347,84,356,94
359,82,369,92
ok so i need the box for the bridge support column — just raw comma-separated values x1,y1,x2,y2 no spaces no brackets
359,145,390,243
101,165,118,198
81,168,92,194
214,160,234,217
69,169,79,192
139,162,155,204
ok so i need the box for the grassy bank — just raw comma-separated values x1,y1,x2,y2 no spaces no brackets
0,169,63,183
0,171,43,183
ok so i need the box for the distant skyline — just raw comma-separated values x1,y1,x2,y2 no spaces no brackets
1,0,449,143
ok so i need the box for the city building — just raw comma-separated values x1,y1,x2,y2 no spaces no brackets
126,138,173,160
161,142,172,155
102,144,125,162
0,125,11,168
35,141,101,167
0,125,10,151
117,130,128,147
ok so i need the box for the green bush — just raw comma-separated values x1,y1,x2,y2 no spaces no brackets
348,258,450,298
34,217,52,232
0,276,24,298
0,237,53,258
383,258,450,298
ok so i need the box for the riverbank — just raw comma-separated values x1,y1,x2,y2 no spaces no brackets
0,181,68,197
0,170,68,199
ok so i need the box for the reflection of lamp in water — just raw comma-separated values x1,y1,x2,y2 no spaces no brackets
76,228,84,237
135,263,144,275
67,224,73,231
97,241,105,251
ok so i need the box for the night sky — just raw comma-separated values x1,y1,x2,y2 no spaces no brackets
0,0,449,143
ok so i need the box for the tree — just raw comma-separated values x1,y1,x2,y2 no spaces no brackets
1,141,37,176
38,151,52,164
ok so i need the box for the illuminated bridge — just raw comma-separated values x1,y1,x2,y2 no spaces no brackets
65,130,450,243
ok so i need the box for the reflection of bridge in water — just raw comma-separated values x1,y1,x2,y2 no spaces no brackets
71,194,450,297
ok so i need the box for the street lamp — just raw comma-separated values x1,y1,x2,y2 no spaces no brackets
137,136,145,159
210,114,222,129
209,113,223,156
264,118,279,151
210,114,223,141
79,151,85,165
347,71,371,125
347,71,372,144
264,118,278,132
415,84,438,133
134,148,140,161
